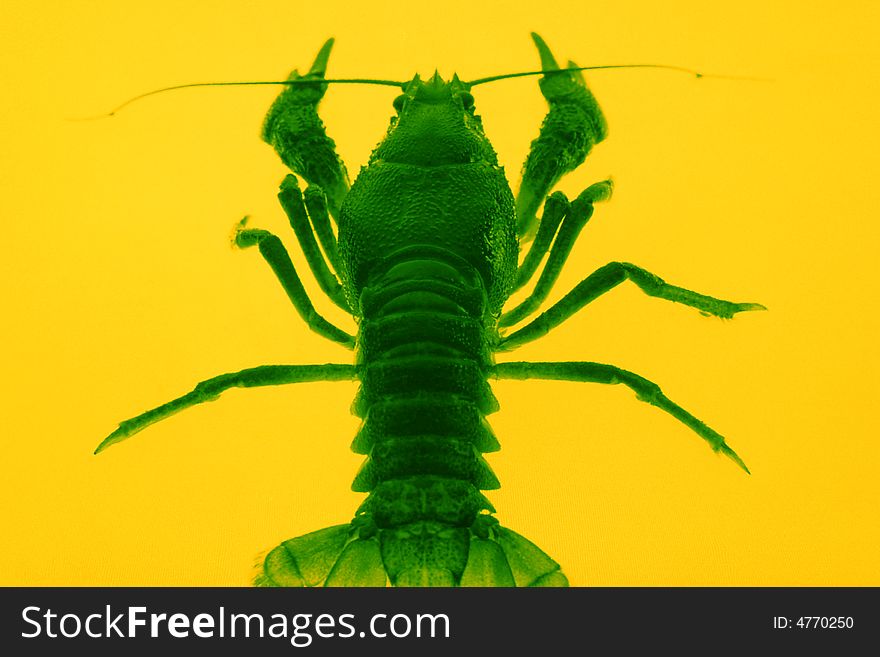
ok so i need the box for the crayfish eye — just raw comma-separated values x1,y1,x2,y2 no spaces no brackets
392,95,406,113
458,92,475,111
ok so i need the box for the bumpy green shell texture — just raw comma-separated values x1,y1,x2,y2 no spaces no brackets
257,68,566,587
338,74,518,315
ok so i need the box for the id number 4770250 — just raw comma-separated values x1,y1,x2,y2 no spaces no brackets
773,616,854,630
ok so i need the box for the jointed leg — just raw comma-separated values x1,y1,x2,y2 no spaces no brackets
492,361,749,473
511,192,567,293
262,38,350,218
500,262,765,349
277,174,350,312
502,181,612,327
303,184,342,275
234,220,355,348
96,364,357,453
516,34,608,239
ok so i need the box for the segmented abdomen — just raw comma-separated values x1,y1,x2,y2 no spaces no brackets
259,246,568,587
351,248,500,585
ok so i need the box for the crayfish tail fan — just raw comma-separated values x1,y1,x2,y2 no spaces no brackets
255,524,354,587
255,521,568,587
490,525,570,587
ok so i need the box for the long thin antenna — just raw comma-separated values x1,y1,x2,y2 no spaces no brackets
79,62,767,121
468,64,767,87
77,77,405,120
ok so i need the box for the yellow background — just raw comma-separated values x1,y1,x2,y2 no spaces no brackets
2,1,877,586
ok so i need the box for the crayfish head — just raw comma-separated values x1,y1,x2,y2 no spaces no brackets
374,73,497,167
340,73,518,314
